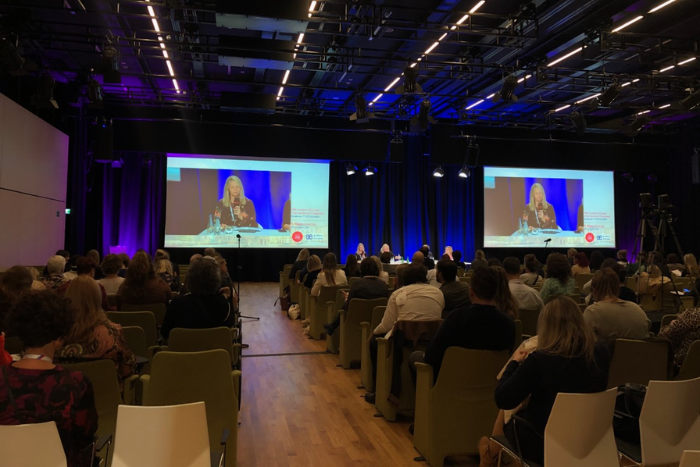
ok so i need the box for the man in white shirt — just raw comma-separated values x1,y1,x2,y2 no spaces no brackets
503,257,543,312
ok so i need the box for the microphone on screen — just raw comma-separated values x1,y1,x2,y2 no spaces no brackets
544,238,552,243
236,234,241,239
233,197,241,208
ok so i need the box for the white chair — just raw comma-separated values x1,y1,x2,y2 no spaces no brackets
111,402,224,467
618,376,700,466
680,450,700,467
0,421,67,467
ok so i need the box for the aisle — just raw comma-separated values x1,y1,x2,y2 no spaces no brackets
235,282,426,467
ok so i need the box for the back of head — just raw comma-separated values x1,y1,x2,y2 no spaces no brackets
453,250,462,262
121,251,156,299
487,258,502,268
395,264,409,288
46,255,67,275
491,266,519,319
470,267,499,301
102,254,123,275
567,248,578,257
684,254,699,276
345,254,359,273
667,253,680,264
187,258,221,295
296,248,310,262
76,257,97,276
0,266,33,302
437,259,457,282
475,250,486,261
380,251,393,264
307,255,322,272
5,291,75,348
617,250,628,261
600,258,617,270
589,251,605,271
412,251,424,264
155,249,170,261
546,253,572,283
420,245,430,256
609,263,627,284
86,249,101,265
502,257,521,276
372,255,383,274
118,253,130,268
524,257,539,274
360,257,379,277
537,296,595,362
648,264,662,278
402,263,428,286
591,268,620,302
64,276,105,343
155,258,174,275
189,253,203,264
576,252,589,268
203,248,216,257
322,253,338,285
56,250,70,259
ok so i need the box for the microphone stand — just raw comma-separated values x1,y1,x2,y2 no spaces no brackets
236,233,260,322
542,238,552,264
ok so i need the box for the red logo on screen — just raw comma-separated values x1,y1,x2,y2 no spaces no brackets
292,231,304,243
585,233,595,243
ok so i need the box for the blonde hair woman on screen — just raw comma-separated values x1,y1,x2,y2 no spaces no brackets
355,243,367,261
522,182,557,230
214,175,257,228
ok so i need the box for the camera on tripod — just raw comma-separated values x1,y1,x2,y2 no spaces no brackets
638,193,674,219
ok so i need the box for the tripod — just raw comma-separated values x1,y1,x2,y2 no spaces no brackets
657,212,684,258
236,234,259,322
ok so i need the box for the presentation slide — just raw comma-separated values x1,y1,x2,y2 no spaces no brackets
483,166,616,248
164,154,329,248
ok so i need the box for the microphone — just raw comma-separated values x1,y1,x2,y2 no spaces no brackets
534,203,541,226
233,197,241,209
236,234,241,239
544,238,552,243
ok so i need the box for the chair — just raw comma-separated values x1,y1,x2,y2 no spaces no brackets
106,311,158,348
107,293,117,308
299,284,310,321
121,302,167,326
607,338,672,388
494,388,619,467
414,348,509,467
339,298,388,369
290,271,301,303
349,276,362,285
639,292,664,312
617,377,700,466
326,289,346,354
279,264,292,300
0,422,67,467
578,303,588,313
121,326,148,359
360,306,386,392
456,267,466,277
626,276,637,290
111,402,227,467
459,276,471,285
513,319,522,351
141,350,240,467
166,327,241,369
309,285,347,340
518,308,540,337
575,273,594,292
660,313,679,330
680,451,700,467
676,341,700,381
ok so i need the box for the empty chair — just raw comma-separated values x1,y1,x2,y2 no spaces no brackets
339,298,388,369
676,341,700,381
0,422,67,467
107,293,117,308
279,264,292,300
166,327,240,369
308,285,347,340
413,348,509,467
575,273,594,292
360,306,386,392
660,313,679,330
519,308,540,337
106,311,158,348
290,271,301,303
607,338,672,388
121,326,148,360
639,292,664,312
111,402,228,467
141,350,240,467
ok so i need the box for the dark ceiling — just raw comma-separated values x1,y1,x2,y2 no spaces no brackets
1,0,699,136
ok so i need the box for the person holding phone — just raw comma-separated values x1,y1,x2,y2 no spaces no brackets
522,183,557,230
214,175,257,228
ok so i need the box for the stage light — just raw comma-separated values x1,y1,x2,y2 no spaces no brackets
622,113,651,137
87,76,104,109
458,166,471,178
621,172,634,183
349,94,373,123
598,83,621,107
0,35,33,76
410,97,435,132
364,165,377,176
569,111,586,136
395,67,422,95
344,162,357,175
681,88,700,110
102,39,121,83
433,166,445,178
492,75,518,103
31,72,58,109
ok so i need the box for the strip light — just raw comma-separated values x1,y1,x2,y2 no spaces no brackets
384,77,400,92
277,87,284,98
486,93,495,99
425,42,439,54
548,47,583,67
372,93,383,103
517,74,532,83
166,60,174,76
638,110,650,115
466,99,484,110
679,57,697,65
612,15,643,33
172,79,180,92
648,0,675,13
147,6,155,17
576,93,601,104
438,33,448,41
658,103,671,109
659,65,675,73
309,1,317,11
297,33,304,44
470,0,485,13
282,69,290,84
451,14,469,29
554,104,571,112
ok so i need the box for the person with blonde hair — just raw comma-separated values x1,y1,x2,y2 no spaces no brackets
471,250,488,270
479,296,609,466
213,175,257,228
684,254,699,279
41,255,69,290
443,246,453,261
155,248,180,278
355,243,367,261
372,255,390,285
116,251,172,309
289,248,310,281
302,255,323,289
57,276,136,389
637,264,673,297
311,253,348,297
155,258,181,292
522,182,557,230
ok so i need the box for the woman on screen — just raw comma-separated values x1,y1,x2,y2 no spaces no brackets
214,175,257,228
522,183,557,230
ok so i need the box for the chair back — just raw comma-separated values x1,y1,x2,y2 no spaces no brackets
518,308,540,337
339,297,388,369
513,319,522,352
349,276,362,285
121,302,167,326
456,267,466,277
680,451,700,467
660,313,679,330
106,311,158,348
360,306,387,392
640,377,700,465
121,326,149,359
143,350,238,467
290,271,301,303
544,388,619,466
626,276,637,290
639,292,664,312
676,340,700,381
326,289,347,353
167,327,236,367
575,273,594,292
107,293,117,308
0,422,67,467
280,264,292,298
608,338,671,388
112,403,211,467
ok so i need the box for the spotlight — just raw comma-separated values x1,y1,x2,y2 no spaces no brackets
569,111,587,136
681,88,700,110
344,162,357,175
433,166,445,178
395,67,423,95
621,172,634,182
102,38,121,83
410,97,435,132
464,139,480,167
31,72,58,109
364,165,377,176
493,74,518,103
621,113,651,137
598,83,621,107
349,94,373,123
87,75,104,109
458,166,471,178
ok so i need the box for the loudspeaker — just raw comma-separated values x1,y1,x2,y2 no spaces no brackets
94,122,114,163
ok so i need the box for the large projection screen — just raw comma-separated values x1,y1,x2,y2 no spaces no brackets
164,154,330,249
483,166,616,248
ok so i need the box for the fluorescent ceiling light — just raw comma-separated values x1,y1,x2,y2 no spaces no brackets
612,16,643,33
457,14,469,24
172,79,179,91
466,99,484,110
159,42,166,49
297,33,304,44
277,86,284,97
425,42,439,54
576,93,601,104
486,93,495,99
632,78,640,82
438,33,448,41
409,62,417,68
166,60,174,76
282,69,290,84
548,47,583,67
469,0,485,13
648,0,675,13
638,110,650,115
147,6,155,17
621,82,632,87
554,104,571,112
309,1,317,11
384,77,400,91
659,65,675,73
152,18,160,32
372,93,383,103
517,74,531,83
679,57,696,65
162,50,168,58
658,103,671,109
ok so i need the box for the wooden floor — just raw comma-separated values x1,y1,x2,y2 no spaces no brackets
236,282,436,467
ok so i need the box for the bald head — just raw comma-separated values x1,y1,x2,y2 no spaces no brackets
412,251,424,264
190,253,203,264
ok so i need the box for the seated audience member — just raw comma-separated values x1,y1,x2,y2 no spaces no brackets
42,250,70,277
57,257,114,311
203,247,216,257
155,248,180,278
98,254,125,295
0,266,33,330
343,254,362,279
487,258,502,268
365,264,444,402
571,252,591,276
492,267,520,319
637,264,674,297
610,263,637,303
63,255,82,281
421,246,435,270
582,258,617,295
659,308,700,372
667,253,685,275
116,251,172,309
0,291,98,467
453,250,467,270
85,250,105,280
617,249,629,268
471,250,488,270
41,255,69,290
373,256,390,285
583,269,649,343
289,248,310,281
419,267,515,382
189,253,203,264
566,248,578,266
155,258,181,292
394,264,409,290
311,253,348,297
480,296,610,466
380,251,393,265
302,255,323,289
589,250,606,272
426,266,440,288
437,259,471,316
411,251,425,264
324,257,390,335
520,256,544,287
503,257,544,313
684,253,699,280
213,254,234,295
57,277,136,390
162,258,235,340
117,252,130,278
539,253,576,303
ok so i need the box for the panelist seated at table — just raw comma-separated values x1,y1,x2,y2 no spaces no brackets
214,175,257,228
522,182,557,230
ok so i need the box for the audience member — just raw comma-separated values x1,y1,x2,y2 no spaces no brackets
0,266,33,331
343,254,362,279
324,258,390,336
637,264,673,297
57,276,136,389
539,253,576,303
155,258,181,292
471,250,487,270
487,258,502,268
589,250,605,272
85,250,105,280
373,256,390,285
659,309,700,372
155,248,180,278
57,257,114,311
423,244,435,260
667,253,685,275
452,250,467,270
492,267,520,319
524,253,545,279
41,255,69,290
213,255,235,303
566,248,578,266
311,253,348,296
117,252,130,277
583,269,649,343
436,259,470,316
411,251,424,264
42,250,70,277
116,251,172,309
684,254,699,280
503,257,544,313
0,291,98,467
380,251,393,265
420,246,435,270
289,248,310,281
610,263,637,303
617,250,629,268
302,255,322,289
189,253,203,264
443,246,453,260
98,254,125,294
520,256,543,287
571,252,590,276
480,296,610,466
394,264,408,289
63,254,82,281
203,247,216,257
